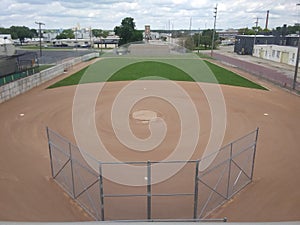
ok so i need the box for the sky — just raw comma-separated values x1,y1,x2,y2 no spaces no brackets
0,0,299,31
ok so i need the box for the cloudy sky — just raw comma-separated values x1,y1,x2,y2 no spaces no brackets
0,0,299,30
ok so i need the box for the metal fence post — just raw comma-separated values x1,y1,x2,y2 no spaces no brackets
46,127,54,178
226,143,233,199
193,160,200,219
69,143,76,198
99,162,105,221
147,161,152,220
250,128,259,180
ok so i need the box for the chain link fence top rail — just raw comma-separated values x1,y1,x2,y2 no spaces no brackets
47,127,259,221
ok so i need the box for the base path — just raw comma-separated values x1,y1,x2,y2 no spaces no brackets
0,58,299,221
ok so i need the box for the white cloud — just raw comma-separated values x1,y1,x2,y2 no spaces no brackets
0,0,299,30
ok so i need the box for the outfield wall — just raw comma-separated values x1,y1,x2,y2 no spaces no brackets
0,52,98,104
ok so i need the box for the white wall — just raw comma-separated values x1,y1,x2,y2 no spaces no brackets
253,45,297,66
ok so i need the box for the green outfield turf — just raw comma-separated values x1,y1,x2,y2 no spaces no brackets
48,58,266,90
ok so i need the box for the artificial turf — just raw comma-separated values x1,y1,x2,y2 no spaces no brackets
48,59,266,90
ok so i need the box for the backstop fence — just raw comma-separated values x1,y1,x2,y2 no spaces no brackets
47,127,259,221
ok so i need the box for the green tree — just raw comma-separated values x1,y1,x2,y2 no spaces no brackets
199,29,219,50
30,29,38,38
238,26,269,35
182,36,195,50
238,27,255,35
0,27,10,34
56,29,75,39
114,17,143,45
273,25,300,35
9,26,36,44
92,29,109,38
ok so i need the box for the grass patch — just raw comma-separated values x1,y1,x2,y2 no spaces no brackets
203,60,267,90
48,59,266,90
108,61,193,82
47,66,89,89
196,52,213,59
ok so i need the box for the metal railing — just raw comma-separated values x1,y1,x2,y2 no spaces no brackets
47,127,259,221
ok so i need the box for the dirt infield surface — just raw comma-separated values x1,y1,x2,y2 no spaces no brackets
0,58,299,222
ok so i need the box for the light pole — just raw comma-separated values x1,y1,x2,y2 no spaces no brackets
293,3,300,90
211,4,217,57
35,21,45,57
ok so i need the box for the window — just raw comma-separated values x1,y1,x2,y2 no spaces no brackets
276,51,280,58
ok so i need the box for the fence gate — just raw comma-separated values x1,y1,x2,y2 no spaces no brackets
47,127,258,221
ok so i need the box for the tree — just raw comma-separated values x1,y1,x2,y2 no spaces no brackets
9,26,36,44
238,27,255,35
273,25,300,35
238,26,270,35
181,36,195,50
0,27,10,34
30,29,38,38
199,29,219,50
92,29,109,38
56,29,75,39
114,17,143,45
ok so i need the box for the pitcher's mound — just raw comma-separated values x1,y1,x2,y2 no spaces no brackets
132,110,158,123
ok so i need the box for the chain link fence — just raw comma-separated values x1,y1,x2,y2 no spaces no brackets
47,127,259,221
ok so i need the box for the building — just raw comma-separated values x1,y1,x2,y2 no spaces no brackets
218,29,239,39
0,37,16,56
144,25,151,41
93,36,120,48
43,30,60,42
253,44,297,66
0,37,18,77
74,28,92,39
0,37,37,79
234,32,300,55
234,32,300,66
143,25,160,41
234,35,275,55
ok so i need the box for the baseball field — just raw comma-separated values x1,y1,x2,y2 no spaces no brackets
0,47,299,222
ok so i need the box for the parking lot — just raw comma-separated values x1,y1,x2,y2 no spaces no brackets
16,48,95,65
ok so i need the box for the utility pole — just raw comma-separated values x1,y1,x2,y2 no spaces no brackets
168,19,171,43
293,3,300,90
197,28,201,53
189,17,192,35
75,27,78,56
253,17,261,55
171,22,174,44
211,4,217,57
35,21,45,57
89,26,92,50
